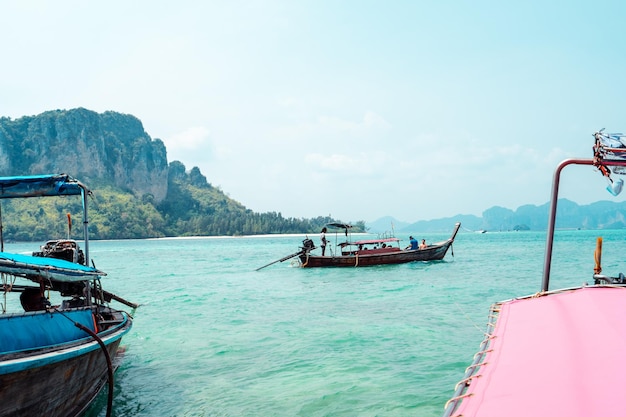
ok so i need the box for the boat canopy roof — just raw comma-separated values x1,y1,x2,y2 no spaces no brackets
326,223,352,229
0,251,105,282
0,174,88,199
449,286,626,417
339,237,400,247
353,237,399,245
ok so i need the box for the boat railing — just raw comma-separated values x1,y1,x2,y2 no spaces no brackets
542,150,626,292
592,273,626,285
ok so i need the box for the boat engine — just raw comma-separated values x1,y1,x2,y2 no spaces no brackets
301,238,315,252
33,239,85,264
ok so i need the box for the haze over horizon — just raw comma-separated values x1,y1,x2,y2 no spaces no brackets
2,1,625,224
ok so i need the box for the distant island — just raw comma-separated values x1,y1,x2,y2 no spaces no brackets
366,198,626,233
0,108,623,241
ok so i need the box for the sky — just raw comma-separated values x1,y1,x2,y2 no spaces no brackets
1,1,626,224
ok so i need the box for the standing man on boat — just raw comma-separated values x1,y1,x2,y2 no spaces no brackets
320,227,328,256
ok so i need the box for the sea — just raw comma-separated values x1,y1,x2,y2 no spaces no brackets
10,228,625,417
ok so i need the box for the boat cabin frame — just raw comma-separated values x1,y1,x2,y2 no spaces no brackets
543,155,626,291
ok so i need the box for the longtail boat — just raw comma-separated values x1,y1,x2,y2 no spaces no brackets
257,222,460,270
442,130,626,417
0,174,135,417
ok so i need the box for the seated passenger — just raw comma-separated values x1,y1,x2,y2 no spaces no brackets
405,236,418,250
20,287,49,311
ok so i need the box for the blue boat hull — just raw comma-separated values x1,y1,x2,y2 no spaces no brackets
0,308,132,417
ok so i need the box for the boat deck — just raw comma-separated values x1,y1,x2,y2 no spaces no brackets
444,285,626,417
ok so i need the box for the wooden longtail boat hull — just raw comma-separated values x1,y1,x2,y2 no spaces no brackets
299,239,454,267
257,223,460,270
0,310,132,417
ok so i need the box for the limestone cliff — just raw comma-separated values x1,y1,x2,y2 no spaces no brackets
0,108,168,202
0,108,346,239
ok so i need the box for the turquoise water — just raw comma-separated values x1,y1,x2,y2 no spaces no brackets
20,229,623,417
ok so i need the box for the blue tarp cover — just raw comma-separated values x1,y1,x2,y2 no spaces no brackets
0,174,87,199
0,252,104,281
0,309,95,353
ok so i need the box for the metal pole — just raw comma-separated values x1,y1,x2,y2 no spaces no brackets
542,158,599,291
82,185,90,266
79,184,93,305
0,202,3,252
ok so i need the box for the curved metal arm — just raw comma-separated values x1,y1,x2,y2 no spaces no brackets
541,157,626,291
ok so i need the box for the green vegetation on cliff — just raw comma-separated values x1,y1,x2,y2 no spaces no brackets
0,109,364,241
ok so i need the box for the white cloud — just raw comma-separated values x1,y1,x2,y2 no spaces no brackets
304,152,388,176
2,1,626,222
317,111,391,135
168,127,211,151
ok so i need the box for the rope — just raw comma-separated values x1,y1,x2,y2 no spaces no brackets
473,348,494,360
444,392,473,411
444,304,499,416
453,302,487,334
1,274,16,314
455,373,483,390
464,361,488,372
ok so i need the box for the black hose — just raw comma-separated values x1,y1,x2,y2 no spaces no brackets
73,321,114,417
55,309,115,417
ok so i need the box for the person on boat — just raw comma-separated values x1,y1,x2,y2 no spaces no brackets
419,239,427,249
19,287,49,311
405,236,418,250
320,227,328,256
